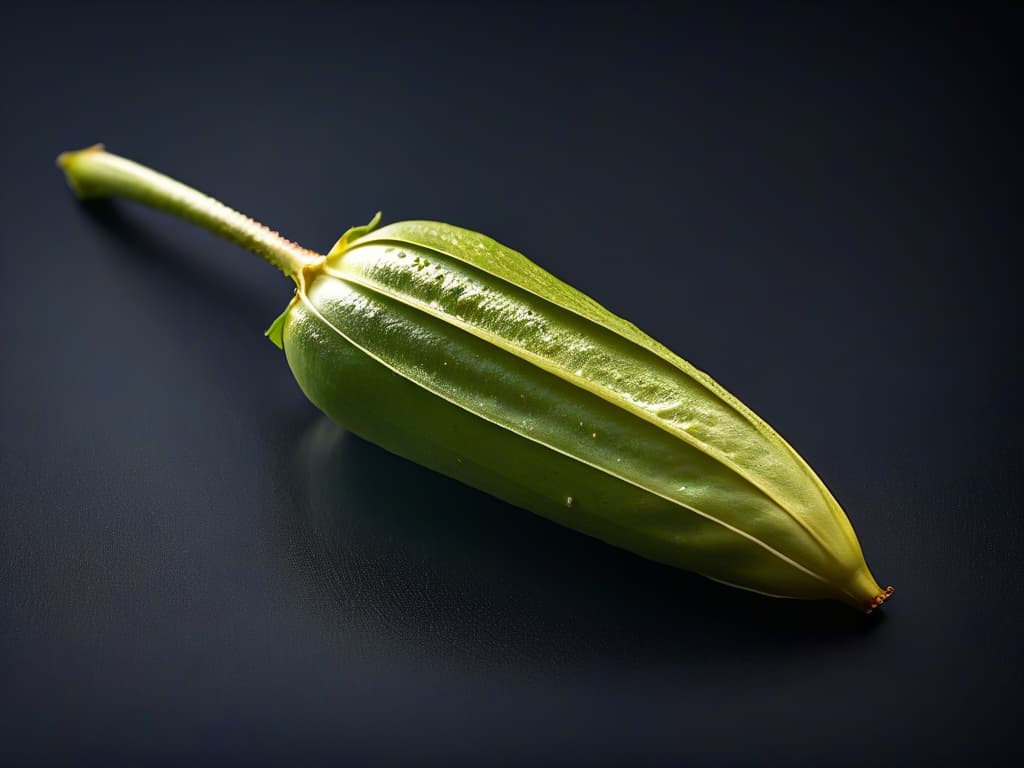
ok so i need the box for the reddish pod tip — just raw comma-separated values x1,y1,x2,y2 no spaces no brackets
864,585,895,614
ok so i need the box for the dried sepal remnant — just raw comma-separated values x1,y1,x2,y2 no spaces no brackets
865,586,896,614
58,145,891,612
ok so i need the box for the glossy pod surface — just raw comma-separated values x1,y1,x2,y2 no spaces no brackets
278,219,889,610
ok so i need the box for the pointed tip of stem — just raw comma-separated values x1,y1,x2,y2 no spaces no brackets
57,143,106,197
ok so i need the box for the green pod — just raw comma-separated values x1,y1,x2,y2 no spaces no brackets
59,146,892,612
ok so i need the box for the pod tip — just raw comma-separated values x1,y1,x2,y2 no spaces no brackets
864,585,895,614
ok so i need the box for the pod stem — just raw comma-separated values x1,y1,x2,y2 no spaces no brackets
57,144,323,280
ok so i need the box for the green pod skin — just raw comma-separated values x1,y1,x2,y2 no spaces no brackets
59,146,893,613
279,218,890,611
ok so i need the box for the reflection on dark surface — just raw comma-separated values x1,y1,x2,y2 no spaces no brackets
289,416,881,672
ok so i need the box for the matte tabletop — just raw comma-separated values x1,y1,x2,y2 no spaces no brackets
2,2,1019,765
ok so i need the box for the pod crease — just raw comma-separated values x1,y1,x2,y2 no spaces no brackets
347,231,774,438
320,259,835,559
294,286,840,594
345,229,849,535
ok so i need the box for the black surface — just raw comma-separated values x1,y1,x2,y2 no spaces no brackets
2,2,1021,765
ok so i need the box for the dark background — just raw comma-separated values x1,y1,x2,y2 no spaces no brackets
2,1,1020,765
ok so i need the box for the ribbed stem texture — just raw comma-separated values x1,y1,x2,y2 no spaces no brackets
57,145,321,278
